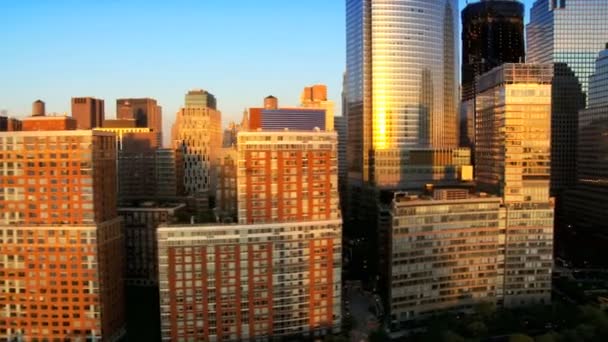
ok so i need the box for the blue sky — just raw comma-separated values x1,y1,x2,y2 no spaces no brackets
0,0,535,144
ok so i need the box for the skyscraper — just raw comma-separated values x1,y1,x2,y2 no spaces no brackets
117,98,163,147
300,84,335,131
527,0,608,195
71,97,105,129
565,47,608,234
475,63,554,306
460,0,525,148
346,0,459,190
172,90,222,206
0,114,125,340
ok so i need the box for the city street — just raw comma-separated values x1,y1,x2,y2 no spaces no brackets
344,284,380,342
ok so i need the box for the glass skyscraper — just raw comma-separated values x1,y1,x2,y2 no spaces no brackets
460,0,525,148
346,0,459,189
527,0,608,195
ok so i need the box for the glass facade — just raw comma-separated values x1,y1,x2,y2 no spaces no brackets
565,49,608,230
460,0,525,148
527,0,608,194
346,0,459,188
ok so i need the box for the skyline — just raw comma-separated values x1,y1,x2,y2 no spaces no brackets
1,0,535,144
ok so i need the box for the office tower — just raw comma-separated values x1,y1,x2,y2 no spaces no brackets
157,219,342,341
116,98,163,146
0,115,125,340
223,121,240,147
172,90,222,205
460,0,525,148
249,96,327,131
185,89,217,109
301,84,335,131
346,0,459,190
97,119,159,201
215,147,238,221
155,148,185,198
334,116,348,215
72,97,105,129
527,0,608,195
236,130,340,224
386,189,505,329
119,202,187,286
565,47,608,234
476,63,554,306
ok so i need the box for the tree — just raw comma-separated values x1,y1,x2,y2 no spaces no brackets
535,332,559,342
369,328,390,342
466,320,488,337
441,330,466,342
508,334,534,342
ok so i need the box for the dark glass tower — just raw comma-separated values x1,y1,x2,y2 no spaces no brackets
460,0,525,148
527,0,608,196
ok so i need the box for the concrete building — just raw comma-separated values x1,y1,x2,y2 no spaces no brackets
236,130,340,224
0,121,125,340
460,0,525,148
386,190,504,330
300,84,335,131
172,90,222,199
527,0,608,196
72,97,105,129
475,63,554,306
116,98,163,147
157,219,342,341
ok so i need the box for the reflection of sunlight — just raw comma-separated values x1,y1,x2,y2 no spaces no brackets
374,86,387,150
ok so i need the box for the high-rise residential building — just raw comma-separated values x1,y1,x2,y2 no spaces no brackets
527,0,608,195
565,47,608,233
72,97,105,129
116,98,163,147
236,130,340,224
158,129,342,341
0,116,125,340
386,189,504,330
346,0,459,191
249,96,327,131
172,90,222,206
300,84,335,131
157,219,342,341
460,0,525,148
475,63,554,306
